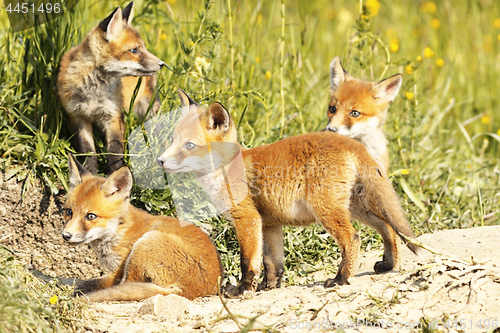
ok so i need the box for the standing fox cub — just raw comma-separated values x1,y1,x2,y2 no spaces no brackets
62,154,222,302
57,2,165,175
158,90,419,296
327,57,403,173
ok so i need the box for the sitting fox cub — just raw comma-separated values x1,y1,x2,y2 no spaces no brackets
157,90,419,296
62,154,222,302
57,2,165,175
327,57,403,173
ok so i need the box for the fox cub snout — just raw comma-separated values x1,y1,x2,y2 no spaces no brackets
57,2,165,175
327,57,402,172
62,153,222,302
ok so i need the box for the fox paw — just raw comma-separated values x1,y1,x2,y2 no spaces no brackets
374,260,395,273
323,276,349,288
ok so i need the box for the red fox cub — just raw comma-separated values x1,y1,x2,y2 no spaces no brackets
327,57,403,173
157,90,419,296
57,2,165,175
61,153,222,302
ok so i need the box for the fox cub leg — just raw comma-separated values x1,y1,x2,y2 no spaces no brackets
259,225,285,291
232,214,263,295
350,205,401,273
316,206,361,287
101,114,125,175
75,271,122,295
69,116,97,174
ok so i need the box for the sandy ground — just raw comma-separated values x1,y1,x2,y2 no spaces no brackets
83,228,500,333
1,172,499,333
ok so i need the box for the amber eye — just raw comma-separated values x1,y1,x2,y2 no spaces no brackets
351,110,361,117
329,105,337,114
86,213,97,221
185,142,196,150
129,48,138,54
65,208,72,216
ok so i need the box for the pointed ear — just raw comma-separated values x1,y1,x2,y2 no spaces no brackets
178,89,198,108
68,153,90,190
101,167,133,199
371,74,403,103
99,7,123,41
205,102,232,132
330,56,347,93
122,2,134,25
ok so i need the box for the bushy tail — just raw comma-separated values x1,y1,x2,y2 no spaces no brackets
82,282,182,302
357,165,421,255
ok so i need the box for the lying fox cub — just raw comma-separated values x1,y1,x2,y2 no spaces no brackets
157,90,420,296
62,153,222,302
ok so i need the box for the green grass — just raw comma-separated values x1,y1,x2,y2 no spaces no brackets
0,244,88,332
0,0,499,329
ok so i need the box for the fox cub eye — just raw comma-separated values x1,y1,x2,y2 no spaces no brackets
65,208,72,216
185,142,196,150
329,105,337,114
129,48,138,54
350,110,361,118
86,213,97,220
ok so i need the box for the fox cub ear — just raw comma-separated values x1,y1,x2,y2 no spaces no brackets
68,153,90,190
101,167,133,199
99,6,124,41
178,89,198,109
371,74,403,104
205,102,232,133
121,2,135,25
330,56,355,93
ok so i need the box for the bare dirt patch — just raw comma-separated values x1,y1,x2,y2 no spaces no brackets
1,172,499,333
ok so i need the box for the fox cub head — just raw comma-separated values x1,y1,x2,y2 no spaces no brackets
157,89,239,175
327,57,402,138
62,154,133,244
91,2,165,76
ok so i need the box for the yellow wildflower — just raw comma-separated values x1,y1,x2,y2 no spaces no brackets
421,1,437,13
256,13,262,25
389,38,399,52
49,295,58,305
405,65,414,74
160,33,167,41
400,169,410,175
255,56,261,64
497,129,500,136
405,91,414,100
365,0,381,17
436,58,444,67
494,18,500,29
481,115,491,124
424,47,434,58
167,0,177,4
431,18,440,29
498,34,500,42
416,55,423,62
265,71,272,80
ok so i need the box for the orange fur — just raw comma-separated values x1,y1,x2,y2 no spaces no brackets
62,154,222,302
158,90,419,296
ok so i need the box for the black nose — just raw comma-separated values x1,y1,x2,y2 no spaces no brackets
327,126,338,133
62,232,72,241
159,61,166,69
157,157,164,167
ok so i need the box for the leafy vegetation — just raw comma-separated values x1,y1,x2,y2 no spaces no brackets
0,0,499,330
